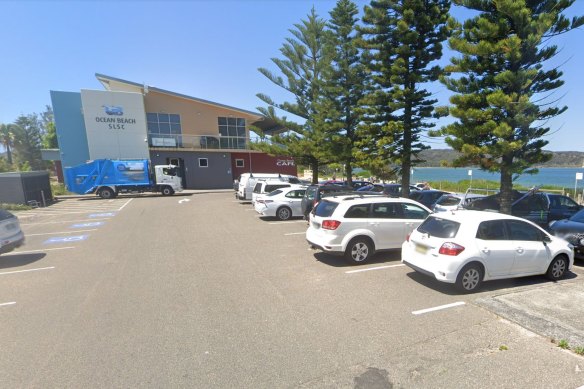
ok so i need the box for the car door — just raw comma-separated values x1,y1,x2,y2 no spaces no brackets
475,220,516,277
401,203,430,240
369,202,405,249
506,220,551,274
285,189,305,216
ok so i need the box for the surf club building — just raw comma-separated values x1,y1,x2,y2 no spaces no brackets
49,73,296,189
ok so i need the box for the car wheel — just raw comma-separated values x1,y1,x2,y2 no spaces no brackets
455,263,483,293
161,186,174,196
276,206,292,221
546,255,568,281
345,237,373,264
99,187,114,199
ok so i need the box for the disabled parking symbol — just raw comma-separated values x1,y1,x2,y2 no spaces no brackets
44,235,89,244
70,222,104,228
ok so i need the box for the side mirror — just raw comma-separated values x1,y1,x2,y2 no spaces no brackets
543,235,552,244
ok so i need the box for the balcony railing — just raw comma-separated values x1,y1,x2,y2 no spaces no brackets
148,133,249,150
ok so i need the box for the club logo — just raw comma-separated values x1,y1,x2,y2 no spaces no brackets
102,105,124,116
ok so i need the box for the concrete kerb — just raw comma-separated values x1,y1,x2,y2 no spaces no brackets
476,280,584,349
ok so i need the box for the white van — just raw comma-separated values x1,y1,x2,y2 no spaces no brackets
235,173,300,200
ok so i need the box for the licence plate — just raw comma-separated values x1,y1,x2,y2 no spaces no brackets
415,244,428,254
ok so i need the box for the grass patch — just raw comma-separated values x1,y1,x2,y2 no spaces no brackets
499,345,508,351
573,346,584,356
51,182,72,196
558,339,570,349
0,203,32,211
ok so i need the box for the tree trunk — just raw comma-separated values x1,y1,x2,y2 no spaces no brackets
311,159,319,184
346,161,353,187
499,158,514,214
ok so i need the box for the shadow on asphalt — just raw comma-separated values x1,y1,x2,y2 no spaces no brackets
405,268,580,296
0,253,46,270
313,249,402,268
258,216,305,222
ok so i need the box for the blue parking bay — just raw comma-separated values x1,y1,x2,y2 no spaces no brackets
89,212,116,218
44,235,89,244
70,222,104,228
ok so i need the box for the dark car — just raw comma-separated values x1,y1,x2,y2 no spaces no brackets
549,208,584,259
349,180,372,190
468,190,582,227
301,184,353,219
409,190,450,209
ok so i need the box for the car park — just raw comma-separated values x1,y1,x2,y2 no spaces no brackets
402,210,573,293
254,187,307,220
409,190,451,209
301,184,353,219
0,209,25,255
306,195,431,264
356,183,420,195
433,193,486,212
548,208,584,259
467,190,582,227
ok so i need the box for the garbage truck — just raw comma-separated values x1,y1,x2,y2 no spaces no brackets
65,159,183,199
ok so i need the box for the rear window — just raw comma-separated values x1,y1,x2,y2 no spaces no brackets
253,183,263,193
267,189,284,197
265,184,290,192
436,195,461,207
314,200,339,217
0,209,16,222
306,187,317,201
417,216,461,238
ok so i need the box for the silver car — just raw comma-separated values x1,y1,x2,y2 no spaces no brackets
254,187,307,220
0,209,25,255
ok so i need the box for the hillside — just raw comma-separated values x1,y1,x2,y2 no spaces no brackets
415,149,584,168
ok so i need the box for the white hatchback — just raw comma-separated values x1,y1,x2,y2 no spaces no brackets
254,187,307,220
402,210,574,293
306,195,431,264
0,209,25,255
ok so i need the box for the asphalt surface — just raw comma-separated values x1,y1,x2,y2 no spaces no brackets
1,191,584,388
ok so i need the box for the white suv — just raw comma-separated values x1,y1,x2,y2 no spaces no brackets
402,210,573,293
306,195,431,264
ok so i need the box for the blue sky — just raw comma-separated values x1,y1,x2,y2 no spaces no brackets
1,0,583,151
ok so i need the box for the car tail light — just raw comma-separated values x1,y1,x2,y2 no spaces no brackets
263,200,273,204
322,220,341,230
438,242,465,256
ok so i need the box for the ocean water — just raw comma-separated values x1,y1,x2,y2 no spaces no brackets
410,167,584,189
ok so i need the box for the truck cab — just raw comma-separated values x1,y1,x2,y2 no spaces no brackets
153,165,183,195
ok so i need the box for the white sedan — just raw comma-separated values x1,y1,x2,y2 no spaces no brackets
402,210,573,293
254,187,307,220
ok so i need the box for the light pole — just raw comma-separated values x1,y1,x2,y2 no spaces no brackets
575,172,583,201
468,169,473,189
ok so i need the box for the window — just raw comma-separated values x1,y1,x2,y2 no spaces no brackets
476,220,507,240
265,184,290,193
235,159,244,168
147,112,182,136
402,203,430,219
418,217,461,238
285,190,305,199
345,205,370,218
314,200,339,217
550,195,579,210
218,117,246,149
506,220,543,241
371,203,403,219
199,158,208,168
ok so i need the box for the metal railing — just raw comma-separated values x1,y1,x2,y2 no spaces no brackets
148,133,250,150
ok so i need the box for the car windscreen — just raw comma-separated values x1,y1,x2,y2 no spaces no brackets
314,200,339,217
436,195,461,207
570,209,584,223
417,216,461,238
0,209,16,222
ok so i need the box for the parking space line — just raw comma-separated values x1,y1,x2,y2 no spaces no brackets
345,264,405,274
284,232,305,236
412,302,466,315
117,198,133,211
12,247,75,254
21,218,110,226
0,267,55,276
0,302,16,307
27,229,97,236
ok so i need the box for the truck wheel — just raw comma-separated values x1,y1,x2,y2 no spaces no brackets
161,186,174,196
99,188,114,199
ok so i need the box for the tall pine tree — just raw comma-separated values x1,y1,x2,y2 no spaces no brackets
256,8,331,183
438,0,583,213
359,0,450,196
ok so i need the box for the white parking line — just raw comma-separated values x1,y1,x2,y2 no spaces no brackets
27,229,97,236
345,264,405,274
117,199,133,211
0,267,55,276
0,302,16,307
21,218,110,226
412,302,466,315
284,232,305,236
11,247,75,255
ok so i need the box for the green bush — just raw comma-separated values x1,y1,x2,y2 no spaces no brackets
51,182,72,196
0,203,32,211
